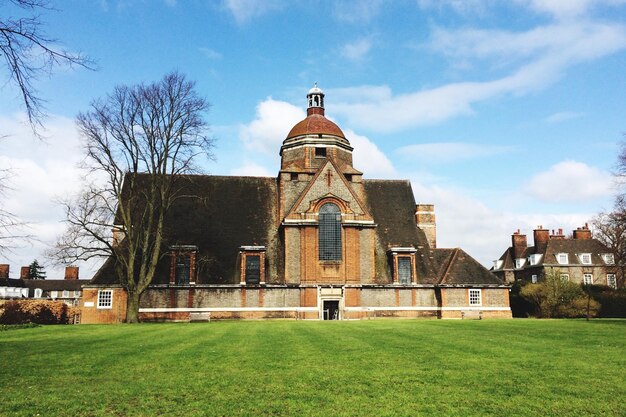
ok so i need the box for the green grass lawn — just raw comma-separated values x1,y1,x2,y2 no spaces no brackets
1,319,624,417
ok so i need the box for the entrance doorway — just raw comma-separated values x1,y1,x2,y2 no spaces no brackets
323,300,340,320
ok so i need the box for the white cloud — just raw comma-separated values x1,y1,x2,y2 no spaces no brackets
0,113,103,279
397,142,512,163
332,0,386,23
238,98,305,154
230,162,273,177
340,38,373,62
330,20,626,132
409,178,595,266
523,160,614,203
223,0,284,23
544,111,584,123
344,129,396,178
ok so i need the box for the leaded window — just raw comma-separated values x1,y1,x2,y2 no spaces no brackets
398,257,412,284
469,289,482,306
245,255,261,284
319,203,342,261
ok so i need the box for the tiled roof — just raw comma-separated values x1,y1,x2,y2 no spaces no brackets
286,114,345,139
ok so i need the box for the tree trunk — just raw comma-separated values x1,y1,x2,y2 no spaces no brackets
126,290,140,323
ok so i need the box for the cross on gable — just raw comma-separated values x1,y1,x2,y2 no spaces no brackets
325,169,333,187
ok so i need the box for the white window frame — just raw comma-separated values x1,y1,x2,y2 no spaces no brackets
469,289,482,306
50,290,58,299
557,253,568,265
73,290,81,298
583,274,593,285
531,274,538,284
560,273,570,282
34,288,43,298
515,258,526,269
602,254,615,265
528,254,542,266
97,290,113,309
62,290,70,298
607,274,617,289
579,253,592,265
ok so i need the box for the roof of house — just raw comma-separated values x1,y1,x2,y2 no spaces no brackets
496,235,614,269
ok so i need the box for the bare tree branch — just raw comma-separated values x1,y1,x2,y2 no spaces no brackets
51,71,214,322
0,0,95,135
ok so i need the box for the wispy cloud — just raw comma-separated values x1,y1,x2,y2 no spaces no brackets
397,142,512,163
330,19,626,132
199,47,223,60
340,38,372,62
523,160,613,203
332,0,386,23
223,0,285,24
544,111,584,124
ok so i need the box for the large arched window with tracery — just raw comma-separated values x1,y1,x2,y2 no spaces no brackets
319,203,342,261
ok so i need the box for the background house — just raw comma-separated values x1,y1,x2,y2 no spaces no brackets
492,224,618,287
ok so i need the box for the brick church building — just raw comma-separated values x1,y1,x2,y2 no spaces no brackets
81,85,511,323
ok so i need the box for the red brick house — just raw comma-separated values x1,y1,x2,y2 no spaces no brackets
493,225,618,287
82,85,511,323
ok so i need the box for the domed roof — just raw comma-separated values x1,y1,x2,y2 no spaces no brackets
308,85,323,95
286,114,345,139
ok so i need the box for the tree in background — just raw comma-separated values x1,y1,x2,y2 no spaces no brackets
27,259,46,279
592,203,625,288
51,72,214,323
1,0,93,133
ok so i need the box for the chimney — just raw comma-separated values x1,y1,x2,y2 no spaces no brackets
533,225,550,254
512,229,527,259
0,264,9,279
20,266,30,279
64,266,79,280
573,223,592,240
415,204,436,248
550,228,565,240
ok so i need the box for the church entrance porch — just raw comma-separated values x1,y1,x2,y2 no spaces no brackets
318,286,343,320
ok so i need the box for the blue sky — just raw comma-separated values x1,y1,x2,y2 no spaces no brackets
1,0,625,278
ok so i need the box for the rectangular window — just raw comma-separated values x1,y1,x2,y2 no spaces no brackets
531,274,538,284
74,290,81,298
607,274,617,289
560,273,570,282
469,289,482,306
97,290,113,309
315,147,327,158
515,258,525,269
175,254,191,285
583,274,593,285
580,253,592,265
557,253,568,264
245,255,261,285
62,290,69,298
50,290,58,299
603,254,615,265
398,257,412,285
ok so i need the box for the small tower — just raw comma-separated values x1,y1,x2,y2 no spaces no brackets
307,82,325,115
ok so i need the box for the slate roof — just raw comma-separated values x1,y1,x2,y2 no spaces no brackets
0,278,90,297
496,236,614,269
91,174,503,287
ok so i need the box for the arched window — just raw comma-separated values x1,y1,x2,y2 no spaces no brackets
319,203,342,261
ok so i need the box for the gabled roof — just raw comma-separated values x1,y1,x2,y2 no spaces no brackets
438,248,504,285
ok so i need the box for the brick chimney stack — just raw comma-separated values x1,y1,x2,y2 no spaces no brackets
415,204,437,248
20,266,30,279
533,226,550,254
64,266,79,280
573,223,592,240
512,229,527,259
0,264,9,279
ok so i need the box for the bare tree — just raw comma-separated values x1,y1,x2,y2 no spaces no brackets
592,199,626,288
51,72,214,322
1,0,93,133
0,167,31,254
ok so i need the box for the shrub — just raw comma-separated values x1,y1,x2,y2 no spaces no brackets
519,272,600,318
0,300,77,324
